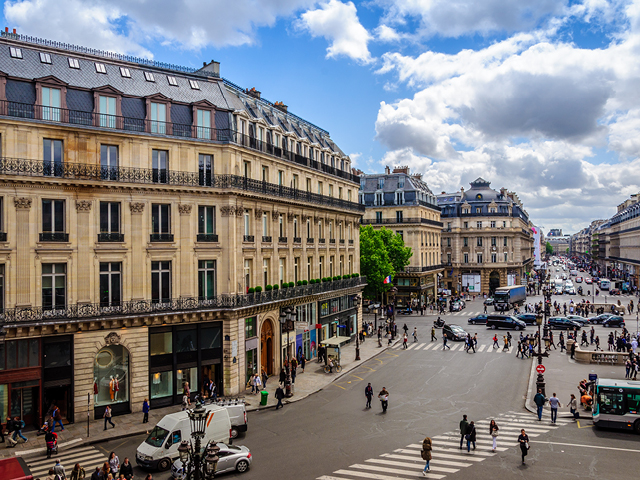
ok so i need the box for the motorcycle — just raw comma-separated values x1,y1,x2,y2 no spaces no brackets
434,317,445,328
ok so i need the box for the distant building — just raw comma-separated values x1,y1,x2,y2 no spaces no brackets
548,229,563,237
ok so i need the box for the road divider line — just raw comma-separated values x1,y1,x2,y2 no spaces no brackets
529,441,640,453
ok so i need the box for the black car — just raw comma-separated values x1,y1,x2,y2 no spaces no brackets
588,313,614,324
468,314,488,325
486,315,526,330
565,315,590,326
603,316,625,328
548,317,581,330
443,324,468,341
515,314,538,326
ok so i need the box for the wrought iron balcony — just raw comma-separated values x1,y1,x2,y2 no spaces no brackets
319,238,326,244
278,236,288,243
0,232,6,242
243,235,255,242
329,238,336,244
307,238,314,243
261,236,272,242
98,232,124,242
361,217,444,227
348,239,354,244
39,232,69,242
150,233,174,242
400,264,445,273
0,276,367,326
293,237,301,243
197,234,219,242
339,239,345,244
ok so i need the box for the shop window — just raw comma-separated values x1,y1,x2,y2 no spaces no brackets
43,340,71,368
150,331,172,356
1,339,39,369
245,317,257,339
93,344,129,407
201,326,222,349
176,328,197,352
177,368,197,396
150,371,173,400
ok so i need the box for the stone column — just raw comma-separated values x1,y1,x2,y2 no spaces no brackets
14,197,32,306
178,204,193,297
130,202,145,300
76,200,92,303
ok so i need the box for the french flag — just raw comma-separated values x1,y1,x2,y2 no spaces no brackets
383,275,392,284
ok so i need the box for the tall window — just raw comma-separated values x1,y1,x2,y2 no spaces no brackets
376,211,382,223
42,263,66,310
196,109,211,139
318,181,323,195
100,262,121,306
477,237,483,247
262,213,268,237
319,256,324,278
375,193,383,205
198,206,215,236
150,102,167,134
0,264,4,313
198,260,216,300
42,199,65,234
504,252,508,262
319,220,324,239
395,191,404,205
477,221,482,229
463,237,468,247
151,204,171,238
504,237,508,246
307,257,312,280
199,154,213,186
491,253,497,263
378,178,384,189
99,95,117,128
279,258,285,286
100,145,118,180
41,87,61,121
263,259,270,286
307,218,311,239
491,237,497,246
329,256,334,277
152,261,171,303
244,211,250,237
294,258,299,283
43,139,63,177
278,171,284,186
477,253,483,263
99,202,121,240
463,253,469,263
491,221,496,228
244,260,251,292
294,216,299,238
396,211,403,222
152,150,168,184
279,215,284,238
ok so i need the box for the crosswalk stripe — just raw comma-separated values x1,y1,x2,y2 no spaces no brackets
478,344,486,352
416,343,426,350
406,343,417,350
498,415,571,425
317,476,354,480
433,437,522,446
475,422,555,432
27,447,102,466
424,343,436,350
449,344,459,351
350,463,446,479
28,450,106,468
334,468,416,480
382,454,473,468
365,458,460,474
406,444,496,457
394,449,485,463
29,453,107,477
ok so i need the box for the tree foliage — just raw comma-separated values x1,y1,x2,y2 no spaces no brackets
545,242,553,254
379,227,413,272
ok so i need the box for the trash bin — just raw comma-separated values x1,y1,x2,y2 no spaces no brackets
260,390,269,406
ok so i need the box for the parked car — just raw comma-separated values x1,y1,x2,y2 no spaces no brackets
548,317,582,330
588,313,614,324
443,324,468,341
603,316,625,328
515,314,538,325
565,315,589,326
486,315,526,330
575,277,583,283
171,443,252,479
484,297,495,306
585,278,593,284
468,314,488,325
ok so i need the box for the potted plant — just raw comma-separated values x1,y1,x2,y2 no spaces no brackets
266,284,273,291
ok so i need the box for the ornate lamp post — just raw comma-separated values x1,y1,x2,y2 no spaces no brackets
279,306,296,398
353,295,362,361
177,403,220,480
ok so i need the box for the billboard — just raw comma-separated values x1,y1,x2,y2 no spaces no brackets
532,226,542,267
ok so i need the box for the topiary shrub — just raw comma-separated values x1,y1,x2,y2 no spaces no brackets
297,280,303,286
255,286,262,293
266,284,273,291
273,284,279,290
289,282,295,288
302,280,308,285
248,287,255,294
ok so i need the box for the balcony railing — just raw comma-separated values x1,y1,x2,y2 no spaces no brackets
39,232,69,242
339,239,345,244
348,239,354,244
0,156,365,214
329,238,336,244
197,234,219,242
0,100,360,185
278,236,288,243
319,238,326,244
293,237,301,243
307,238,314,243
98,232,124,242
361,217,444,227
400,264,445,273
150,233,174,242
0,276,367,326
0,232,6,241
243,235,255,242
261,236,272,243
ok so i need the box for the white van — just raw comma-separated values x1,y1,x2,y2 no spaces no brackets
570,269,578,276
136,404,231,471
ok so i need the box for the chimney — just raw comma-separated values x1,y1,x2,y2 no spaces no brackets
12,28,16,34
392,165,410,174
412,173,422,180
274,101,288,113
384,166,390,174
246,87,261,99
198,60,220,77
461,187,464,193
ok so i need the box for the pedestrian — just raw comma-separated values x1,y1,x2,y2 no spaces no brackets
90,467,102,480
518,429,530,464
443,334,450,350
458,415,468,449
12,416,27,443
364,382,374,408
465,421,476,452
503,336,509,351
300,356,306,373
558,333,566,352
534,389,546,421
549,392,560,424
567,394,579,420
290,367,296,385
45,429,58,459
570,340,576,359
468,335,476,353
489,419,499,452
209,381,217,402
275,386,285,410
378,387,389,413
431,326,437,341
118,458,133,480
484,304,487,313
421,436,432,475
103,406,115,430
108,452,120,477
53,459,66,479
402,333,408,349
70,463,86,480
52,405,64,432
181,393,189,411
626,359,632,379
144,475,153,480
279,368,286,385
413,327,418,342
142,399,150,424
47,468,59,480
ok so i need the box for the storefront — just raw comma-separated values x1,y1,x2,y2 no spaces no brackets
148,322,223,409
42,336,74,424
318,294,357,341
245,317,258,386
94,344,130,416
295,302,317,361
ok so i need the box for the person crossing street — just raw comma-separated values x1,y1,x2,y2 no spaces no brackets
431,326,437,342
534,389,546,421
365,383,373,409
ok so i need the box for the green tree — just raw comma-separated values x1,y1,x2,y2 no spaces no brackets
545,242,553,254
379,227,413,272
359,225,394,300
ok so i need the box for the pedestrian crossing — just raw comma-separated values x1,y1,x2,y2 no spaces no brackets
393,341,515,354
27,445,108,479
316,411,570,480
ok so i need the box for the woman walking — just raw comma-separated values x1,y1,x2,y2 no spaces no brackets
103,406,115,430
567,394,579,420
489,419,499,452
70,463,86,480
518,429,530,464
421,436,432,476
466,421,476,451
108,451,120,477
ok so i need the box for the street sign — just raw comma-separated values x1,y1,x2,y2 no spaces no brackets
536,365,546,374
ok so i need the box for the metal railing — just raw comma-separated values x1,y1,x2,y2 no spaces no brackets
361,217,443,227
0,232,6,242
293,237,301,243
98,232,124,242
0,276,366,325
307,238,314,243
278,237,288,243
39,232,68,242
261,236,272,243
197,234,219,242
243,235,254,242
150,233,174,242
0,156,365,213
401,264,445,273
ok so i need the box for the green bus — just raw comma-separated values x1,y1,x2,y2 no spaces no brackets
593,378,640,433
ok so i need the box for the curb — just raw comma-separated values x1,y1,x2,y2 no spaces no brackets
524,353,580,420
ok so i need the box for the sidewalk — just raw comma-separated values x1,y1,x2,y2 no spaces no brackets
2,335,391,459
524,342,624,419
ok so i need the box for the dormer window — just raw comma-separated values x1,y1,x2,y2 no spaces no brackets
144,72,155,82
9,47,22,59
167,76,178,86
189,79,200,90
120,67,131,78
95,63,107,74
68,58,80,69
39,52,52,64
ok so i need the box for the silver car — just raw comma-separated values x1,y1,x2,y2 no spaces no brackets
171,443,252,479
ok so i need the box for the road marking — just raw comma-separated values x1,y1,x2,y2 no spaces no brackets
374,358,384,363
332,384,346,390
382,454,473,468
529,440,640,453
406,343,417,350
334,468,418,480
576,421,594,428
449,344,459,351
384,351,399,357
350,463,446,479
358,365,376,371
394,449,485,462
478,345,486,352
406,444,496,457
416,343,426,350
317,476,354,480
349,374,363,381
424,343,436,350
365,458,460,473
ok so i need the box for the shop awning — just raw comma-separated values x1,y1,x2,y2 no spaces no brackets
321,336,351,347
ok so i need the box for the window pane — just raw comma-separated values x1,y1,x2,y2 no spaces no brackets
17,340,28,368
110,203,119,232
201,326,221,349
54,200,64,232
150,332,172,356
42,200,52,231
29,339,39,367
176,328,197,352
6,341,16,369
162,271,170,302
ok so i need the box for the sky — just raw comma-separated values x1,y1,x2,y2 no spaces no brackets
3,0,640,234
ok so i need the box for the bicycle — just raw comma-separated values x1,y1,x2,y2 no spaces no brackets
323,359,342,373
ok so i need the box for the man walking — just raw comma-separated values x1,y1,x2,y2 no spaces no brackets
365,383,373,409
459,415,468,449
413,327,418,343
431,326,437,342
534,389,546,421
468,335,476,353
53,459,66,479
558,332,566,352
443,335,450,350
275,386,285,410
12,416,27,443
549,392,560,424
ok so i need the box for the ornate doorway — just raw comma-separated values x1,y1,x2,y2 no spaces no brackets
260,320,274,375
489,271,501,294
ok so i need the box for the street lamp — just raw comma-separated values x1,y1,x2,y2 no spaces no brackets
353,295,362,361
279,306,296,398
535,313,548,396
178,403,220,480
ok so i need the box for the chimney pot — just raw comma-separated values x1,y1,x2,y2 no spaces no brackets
12,28,16,34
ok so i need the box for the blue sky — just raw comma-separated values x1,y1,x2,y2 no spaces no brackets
3,0,640,233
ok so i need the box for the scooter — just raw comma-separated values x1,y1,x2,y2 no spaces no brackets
434,317,445,328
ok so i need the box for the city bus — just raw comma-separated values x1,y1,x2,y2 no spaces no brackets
592,378,640,433
599,278,611,290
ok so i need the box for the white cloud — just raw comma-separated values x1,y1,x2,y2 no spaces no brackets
375,24,403,42
297,0,373,63
4,0,315,55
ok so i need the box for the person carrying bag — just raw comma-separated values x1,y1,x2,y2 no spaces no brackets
421,437,432,475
